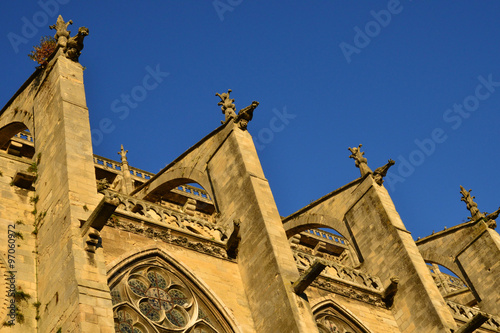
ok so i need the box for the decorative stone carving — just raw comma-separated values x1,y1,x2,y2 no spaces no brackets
460,186,485,221
110,264,225,332
49,15,72,47
101,190,223,241
312,279,385,308
235,101,259,130
373,159,395,185
110,174,125,193
106,219,229,260
49,15,88,62
348,145,394,185
348,144,372,177
96,178,110,192
485,207,500,229
118,144,128,163
447,301,500,331
215,89,236,123
215,89,259,130
66,27,89,61
315,307,371,333
293,250,383,293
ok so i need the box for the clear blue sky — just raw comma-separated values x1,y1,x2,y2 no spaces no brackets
1,1,499,241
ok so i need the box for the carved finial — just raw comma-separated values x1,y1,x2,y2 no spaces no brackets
50,16,88,62
50,15,73,47
215,89,237,123
348,144,373,177
460,186,485,221
373,159,395,185
235,101,259,130
118,145,128,164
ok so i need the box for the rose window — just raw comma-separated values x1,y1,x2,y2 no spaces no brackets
127,269,193,328
111,264,224,332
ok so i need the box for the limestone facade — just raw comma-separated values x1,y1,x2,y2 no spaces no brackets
0,27,499,333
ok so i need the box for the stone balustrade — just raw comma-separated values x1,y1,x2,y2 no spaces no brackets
93,155,153,181
13,131,34,143
171,184,212,202
427,265,468,292
304,228,349,247
447,301,500,331
293,248,383,293
102,190,222,242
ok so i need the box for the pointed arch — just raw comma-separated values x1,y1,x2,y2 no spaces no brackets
311,297,372,333
107,246,242,333
283,213,348,240
0,104,35,148
0,122,34,149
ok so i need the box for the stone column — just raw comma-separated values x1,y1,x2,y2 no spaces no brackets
455,226,500,315
207,122,319,333
344,178,457,332
33,52,114,332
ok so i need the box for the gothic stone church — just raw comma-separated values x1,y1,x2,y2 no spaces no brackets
0,17,499,333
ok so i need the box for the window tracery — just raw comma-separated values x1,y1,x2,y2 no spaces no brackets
111,264,224,333
314,302,370,333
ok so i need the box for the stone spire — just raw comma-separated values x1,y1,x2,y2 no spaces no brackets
460,185,485,221
118,144,128,164
115,144,134,195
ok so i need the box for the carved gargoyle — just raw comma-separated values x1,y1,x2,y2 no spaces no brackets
373,159,395,185
65,26,89,61
96,178,110,192
486,207,500,221
484,207,500,229
49,15,88,62
215,89,237,123
235,101,259,130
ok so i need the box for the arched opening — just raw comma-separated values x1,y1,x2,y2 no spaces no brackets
425,262,476,307
285,215,361,268
291,228,356,267
108,249,241,333
0,124,34,160
148,181,216,221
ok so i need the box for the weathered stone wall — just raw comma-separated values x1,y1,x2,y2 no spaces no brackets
0,153,37,331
